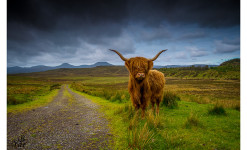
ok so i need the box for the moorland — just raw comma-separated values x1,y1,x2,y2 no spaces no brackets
7,58,240,149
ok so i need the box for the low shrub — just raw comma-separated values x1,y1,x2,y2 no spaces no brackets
208,104,227,116
102,90,112,100
110,92,122,102
49,84,61,91
7,95,31,105
7,96,18,105
234,104,240,111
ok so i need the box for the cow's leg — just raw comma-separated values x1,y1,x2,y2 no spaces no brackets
141,106,146,119
134,103,140,110
156,98,161,116
151,101,155,113
141,92,150,118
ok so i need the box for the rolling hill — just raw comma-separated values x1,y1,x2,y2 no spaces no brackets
14,66,129,77
159,58,240,80
8,59,239,80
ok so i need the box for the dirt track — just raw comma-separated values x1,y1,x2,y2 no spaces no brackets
7,85,112,149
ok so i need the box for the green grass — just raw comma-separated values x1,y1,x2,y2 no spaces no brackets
161,101,239,149
7,89,59,114
7,76,61,105
70,86,240,150
184,113,203,129
67,74,240,149
70,77,130,103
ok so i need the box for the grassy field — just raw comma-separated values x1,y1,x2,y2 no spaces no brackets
70,76,240,109
164,78,240,109
66,74,240,149
7,59,240,149
71,86,240,149
67,75,240,149
7,76,61,113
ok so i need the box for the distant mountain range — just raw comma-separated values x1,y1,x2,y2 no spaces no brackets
7,62,113,74
7,62,218,74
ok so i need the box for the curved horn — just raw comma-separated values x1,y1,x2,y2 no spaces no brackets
109,49,128,61
149,49,168,61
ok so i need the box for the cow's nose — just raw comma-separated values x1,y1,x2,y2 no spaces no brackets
137,73,145,77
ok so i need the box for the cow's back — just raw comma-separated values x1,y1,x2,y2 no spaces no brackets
148,70,165,97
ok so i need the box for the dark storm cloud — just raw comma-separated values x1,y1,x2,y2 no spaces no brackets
8,0,240,30
7,0,128,31
7,0,129,42
7,0,240,66
7,0,133,66
128,0,240,28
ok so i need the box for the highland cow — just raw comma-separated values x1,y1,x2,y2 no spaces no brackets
109,49,167,117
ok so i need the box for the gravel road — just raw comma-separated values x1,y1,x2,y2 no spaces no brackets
7,85,112,149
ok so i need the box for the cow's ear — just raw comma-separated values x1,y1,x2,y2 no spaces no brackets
148,60,153,70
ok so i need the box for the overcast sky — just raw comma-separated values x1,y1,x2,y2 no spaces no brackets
7,0,240,67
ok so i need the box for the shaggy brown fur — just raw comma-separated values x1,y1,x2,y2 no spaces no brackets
110,49,167,117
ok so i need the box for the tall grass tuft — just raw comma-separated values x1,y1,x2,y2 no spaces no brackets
127,111,157,149
208,104,227,116
110,92,122,102
161,91,180,108
128,122,156,149
146,109,164,129
184,113,202,128
114,103,135,121
115,105,160,149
